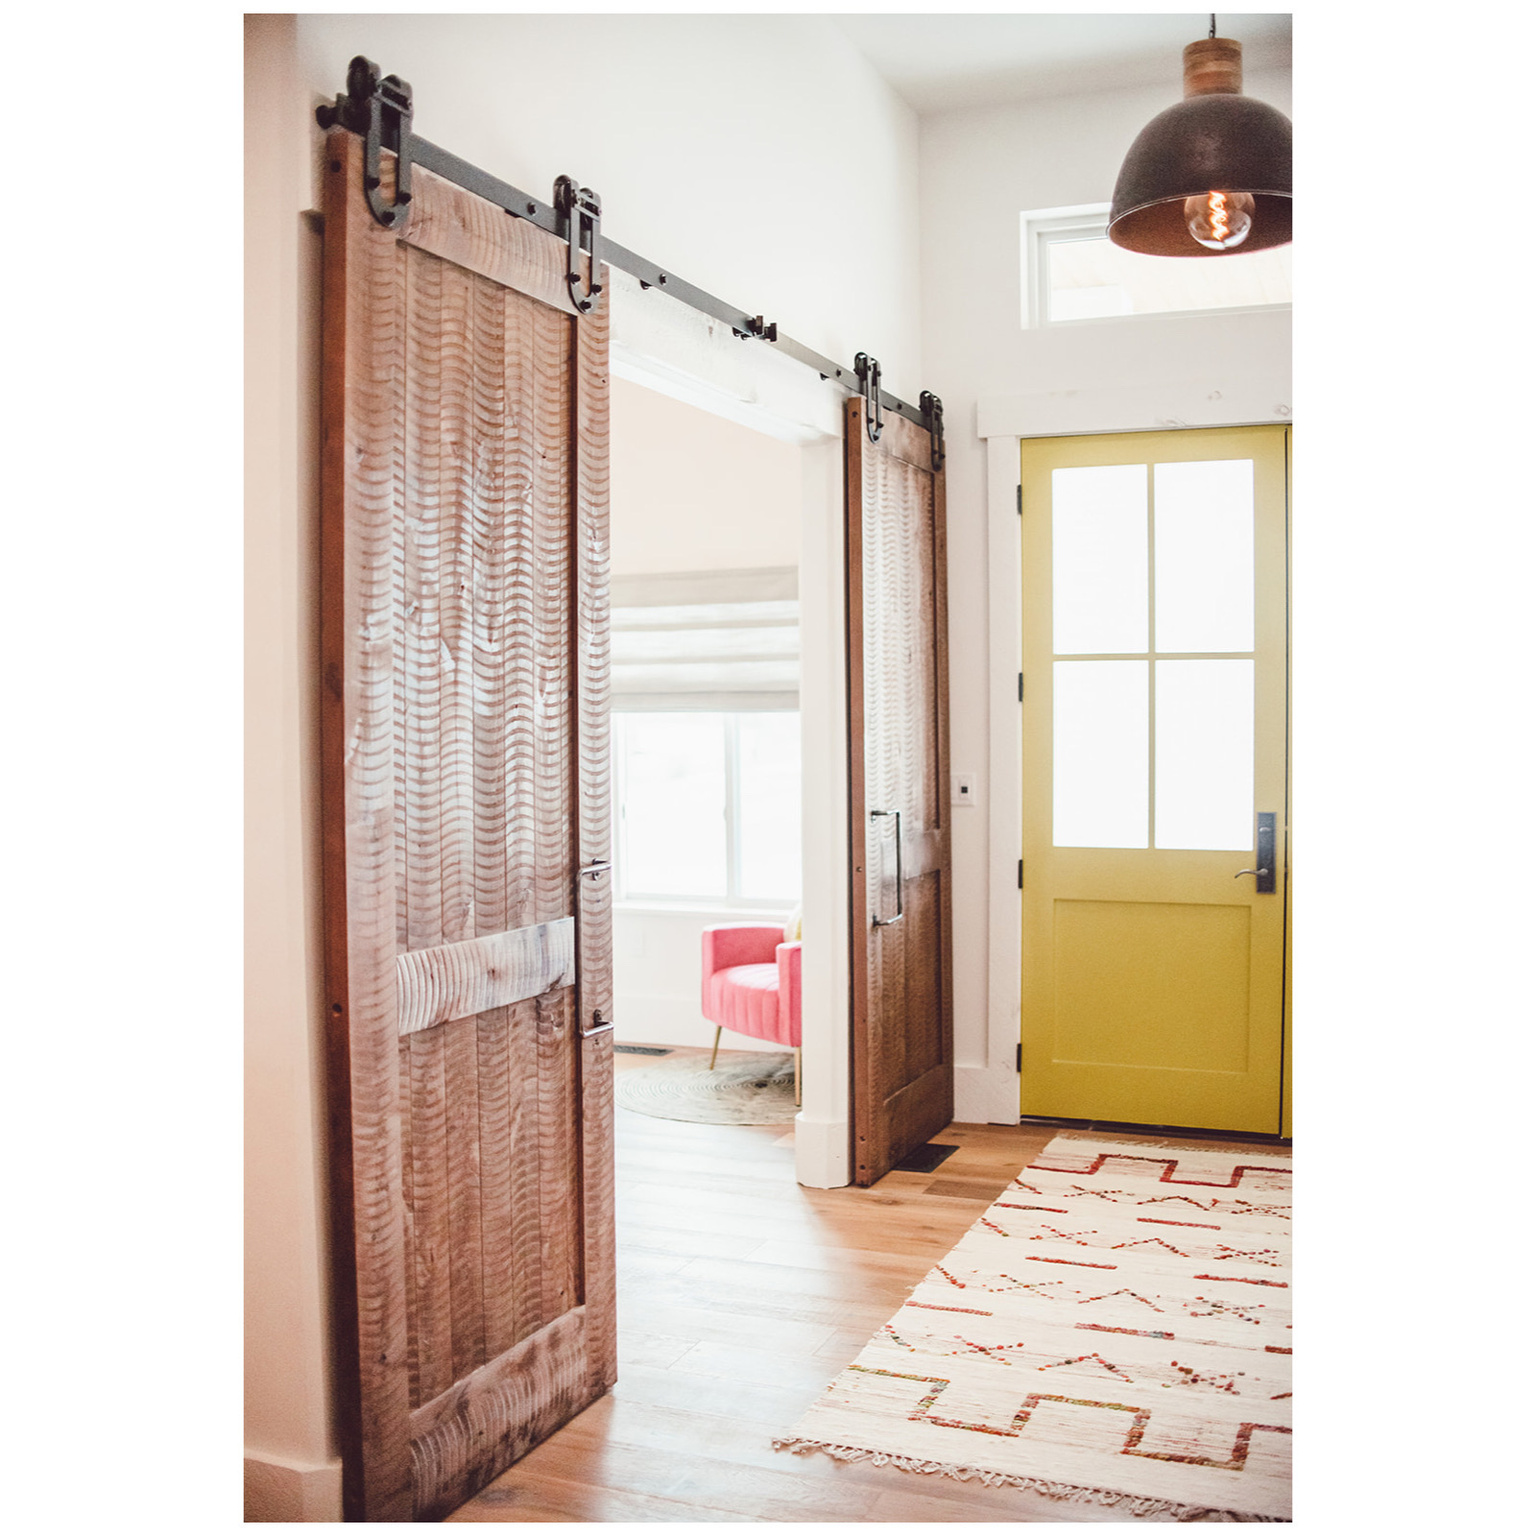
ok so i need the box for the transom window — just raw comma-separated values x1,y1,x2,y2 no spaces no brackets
1022,204,1292,328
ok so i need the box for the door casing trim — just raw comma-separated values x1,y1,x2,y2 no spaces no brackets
976,405,1294,1130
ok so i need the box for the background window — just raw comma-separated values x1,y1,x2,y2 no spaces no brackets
1022,205,1291,327
614,711,801,906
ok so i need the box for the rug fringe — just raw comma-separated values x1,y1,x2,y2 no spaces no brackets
770,1437,1286,1522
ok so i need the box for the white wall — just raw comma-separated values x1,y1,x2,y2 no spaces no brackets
610,377,801,577
246,15,919,1516
916,70,1293,1121
297,13,923,404
245,15,343,1525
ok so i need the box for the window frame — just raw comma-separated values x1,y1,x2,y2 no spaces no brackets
1021,203,1292,330
611,708,801,911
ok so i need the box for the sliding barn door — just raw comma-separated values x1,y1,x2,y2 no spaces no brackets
319,128,615,1521
845,399,954,1185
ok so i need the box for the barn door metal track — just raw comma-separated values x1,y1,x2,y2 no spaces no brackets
317,56,944,454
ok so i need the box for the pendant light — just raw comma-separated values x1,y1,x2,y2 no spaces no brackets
1108,17,1291,257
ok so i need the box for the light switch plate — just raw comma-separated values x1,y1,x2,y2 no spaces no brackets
952,772,978,807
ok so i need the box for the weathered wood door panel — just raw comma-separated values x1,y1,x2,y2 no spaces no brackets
845,400,954,1186
320,129,614,1522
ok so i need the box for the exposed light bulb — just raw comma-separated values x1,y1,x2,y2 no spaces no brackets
1184,190,1255,250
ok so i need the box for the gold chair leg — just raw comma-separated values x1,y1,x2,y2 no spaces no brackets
709,1026,722,1071
794,1047,801,1106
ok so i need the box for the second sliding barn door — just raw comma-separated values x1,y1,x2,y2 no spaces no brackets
320,128,614,1520
845,399,954,1185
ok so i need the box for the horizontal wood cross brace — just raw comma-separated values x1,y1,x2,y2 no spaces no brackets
396,918,576,1036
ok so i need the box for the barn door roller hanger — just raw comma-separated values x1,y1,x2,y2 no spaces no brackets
316,55,944,460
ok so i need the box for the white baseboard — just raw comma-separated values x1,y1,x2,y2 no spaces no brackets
955,1063,1020,1126
794,1110,849,1188
244,1450,343,1522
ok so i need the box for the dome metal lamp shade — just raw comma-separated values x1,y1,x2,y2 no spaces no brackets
1109,34,1291,257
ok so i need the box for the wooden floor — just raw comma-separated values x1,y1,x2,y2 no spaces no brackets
447,1051,1274,1523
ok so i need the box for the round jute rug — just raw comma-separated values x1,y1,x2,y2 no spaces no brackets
614,1047,798,1126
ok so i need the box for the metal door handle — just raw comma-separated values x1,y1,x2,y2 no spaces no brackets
574,866,614,1038
581,1010,615,1039
1240,814,1278,893
871,809,904,926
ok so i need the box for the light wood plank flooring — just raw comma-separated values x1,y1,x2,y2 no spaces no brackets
447,1050,1278,1523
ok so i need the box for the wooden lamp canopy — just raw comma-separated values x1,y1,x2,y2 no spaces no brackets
1108,30,1292,258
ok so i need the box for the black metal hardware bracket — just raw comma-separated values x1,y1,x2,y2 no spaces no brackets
316,56,414,230
920,390,945,472
554,174,604,314
314,57,943,434
854,353,884,443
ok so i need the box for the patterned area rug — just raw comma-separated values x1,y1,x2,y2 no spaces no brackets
614,1046,798,1125
775,1134,1292,1521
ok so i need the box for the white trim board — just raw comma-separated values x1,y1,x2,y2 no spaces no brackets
963,433,1032,1127
610,267,843,447
793,435,851,1188
244,1450,344,1523
978,308,1291,442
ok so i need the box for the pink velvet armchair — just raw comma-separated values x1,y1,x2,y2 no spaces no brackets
701,924,802,1104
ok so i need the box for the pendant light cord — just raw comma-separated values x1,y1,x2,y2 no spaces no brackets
1210,14,1217,39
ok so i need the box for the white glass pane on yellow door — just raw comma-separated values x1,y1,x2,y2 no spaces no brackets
738,712,802,900
1053,661,1148,848
1052,464,1148,654
1153,460,1255,653
1155,660,1254,850
620,712,727,896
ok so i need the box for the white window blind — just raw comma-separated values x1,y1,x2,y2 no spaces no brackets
610,567,799,711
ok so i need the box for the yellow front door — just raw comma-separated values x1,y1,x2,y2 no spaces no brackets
1019,426,1289,1135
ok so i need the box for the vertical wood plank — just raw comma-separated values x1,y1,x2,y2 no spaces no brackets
440,261,507,1384
931,447,956,1122
399,1036,419,1410
439,261,478,951
466,261,516,1370
487,281,541,1362
319,129,412,1521
536,989,580,1329
476,1005,516,1363
573,272,616,1397
844,398,875,1185
506,996,544,1348
400,242,444,1413
444,1015,486,1381
409,1028,454,1406
402,251,462,1416
504,285,539,936
531,298,573,929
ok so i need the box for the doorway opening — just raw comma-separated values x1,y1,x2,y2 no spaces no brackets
607,376,808,1137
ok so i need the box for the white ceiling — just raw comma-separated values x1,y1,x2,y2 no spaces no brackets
833,13,1292,114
